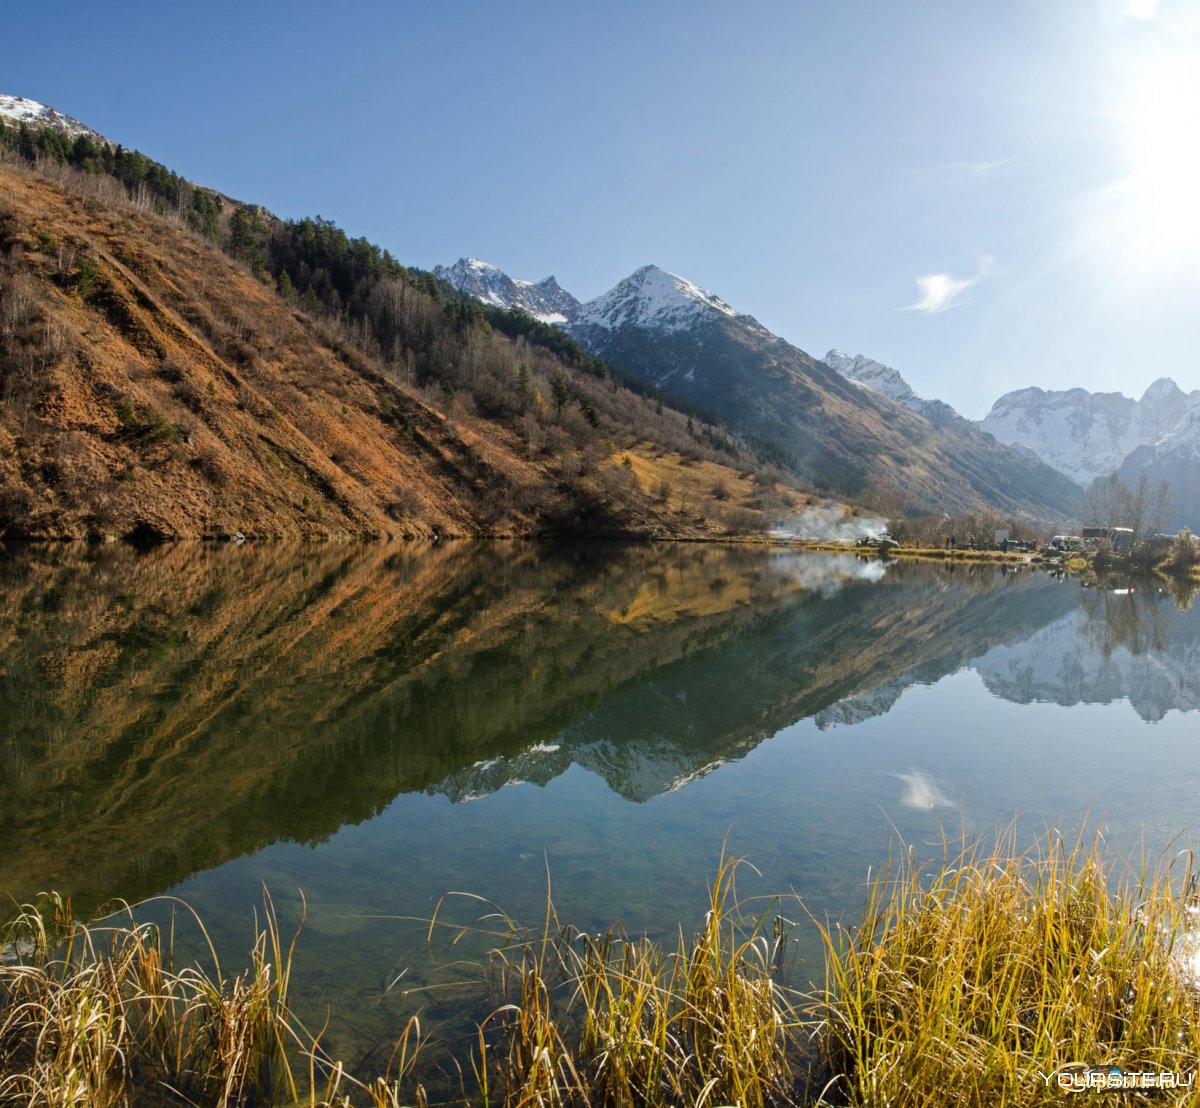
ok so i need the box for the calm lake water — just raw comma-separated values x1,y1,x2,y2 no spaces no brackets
2,541,1198,1081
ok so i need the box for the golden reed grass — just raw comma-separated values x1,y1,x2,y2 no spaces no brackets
7,831,1200,1105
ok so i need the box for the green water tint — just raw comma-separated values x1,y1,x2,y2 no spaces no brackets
2,542,1199,1084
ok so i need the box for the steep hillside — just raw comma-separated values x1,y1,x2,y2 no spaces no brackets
0,155,794,540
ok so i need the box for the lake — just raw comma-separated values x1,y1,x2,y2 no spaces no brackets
2,541,1198,1082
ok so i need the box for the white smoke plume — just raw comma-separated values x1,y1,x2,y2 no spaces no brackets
772,505,890,543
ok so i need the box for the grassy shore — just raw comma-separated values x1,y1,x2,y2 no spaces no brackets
785,540,1033,564
5,836,1200,1106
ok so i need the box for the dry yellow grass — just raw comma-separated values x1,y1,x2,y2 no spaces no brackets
12,833,1200,1105
812,830,1200,1107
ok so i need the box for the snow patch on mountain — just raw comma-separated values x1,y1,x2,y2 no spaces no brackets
1147,405,1200,464
978,379,1200,487
571,265,741,335
824,350,962,425
433,257,580,324
0,95,102,141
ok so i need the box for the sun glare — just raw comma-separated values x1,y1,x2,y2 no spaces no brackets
1114,49,1200,257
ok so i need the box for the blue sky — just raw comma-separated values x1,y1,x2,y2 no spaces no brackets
8,0,1200,417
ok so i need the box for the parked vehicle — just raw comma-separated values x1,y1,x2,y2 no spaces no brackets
857,532,899,550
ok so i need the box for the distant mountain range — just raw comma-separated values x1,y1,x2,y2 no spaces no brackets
437,258,1080,521
824,356,1200,528
440,256,1200,529
6,85,1189,533
977,379,1200,484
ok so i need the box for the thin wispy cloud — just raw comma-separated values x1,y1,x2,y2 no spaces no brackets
911,159,1014,191
907,256,994,314
966,159,1012,178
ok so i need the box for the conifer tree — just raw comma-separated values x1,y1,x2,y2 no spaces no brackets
278,269,297,307
301,283,321,316
551,369,570,417
516,364,532,412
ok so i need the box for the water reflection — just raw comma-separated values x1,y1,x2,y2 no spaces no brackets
975,582,1200,721
3,545,1197,920
5,543,1200,1080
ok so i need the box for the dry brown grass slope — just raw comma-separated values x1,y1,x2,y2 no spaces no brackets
0,163,783,541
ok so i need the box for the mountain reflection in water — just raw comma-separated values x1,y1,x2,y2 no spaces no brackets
1,544,1196,919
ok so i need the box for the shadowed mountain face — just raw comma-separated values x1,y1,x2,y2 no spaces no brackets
566,269,1080,521
5,544,1190,918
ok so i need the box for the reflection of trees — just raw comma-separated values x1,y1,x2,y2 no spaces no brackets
1165,574,1199,613
1081,586,1169,657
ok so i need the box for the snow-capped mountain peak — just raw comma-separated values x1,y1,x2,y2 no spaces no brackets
0,95,103,141
432,257,581,324
572,264,741,335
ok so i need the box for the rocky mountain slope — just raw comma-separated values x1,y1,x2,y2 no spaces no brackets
566,266,1080,520
0,94,100,140
1117,407,1200,531
442,259,1080,521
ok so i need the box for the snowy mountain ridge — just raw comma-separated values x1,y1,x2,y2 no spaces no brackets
823,350,963,426
978,379,1200,487
0,95,102,141
432,257,580,325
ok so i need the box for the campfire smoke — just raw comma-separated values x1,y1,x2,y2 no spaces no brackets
772,505,890,543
